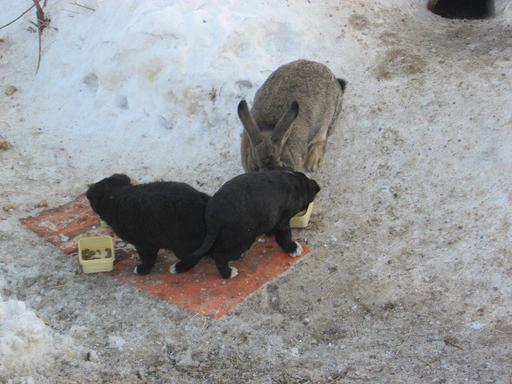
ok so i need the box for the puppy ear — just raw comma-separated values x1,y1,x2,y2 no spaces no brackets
110,174,131,186
308,179,320,198
313,180,320,194
85,184,102,213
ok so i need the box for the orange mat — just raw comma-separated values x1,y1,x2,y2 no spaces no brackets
21,195,310,319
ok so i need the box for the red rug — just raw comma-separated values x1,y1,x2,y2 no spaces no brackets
21,195,310,319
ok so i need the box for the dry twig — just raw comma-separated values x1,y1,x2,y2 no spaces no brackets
73,2,95,12
0,4,35,30
443,336,464,350
416,356,433,368
32,0,50,72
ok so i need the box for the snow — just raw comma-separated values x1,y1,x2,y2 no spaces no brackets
2,0,355,183
1,0,511,382
108,335,126,351
0,298,54,377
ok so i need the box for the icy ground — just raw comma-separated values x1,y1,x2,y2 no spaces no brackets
1,0,511,382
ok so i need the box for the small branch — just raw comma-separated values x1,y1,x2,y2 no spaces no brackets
36,23,42,71
346,375,374,381
416,357,433,368
73,2,96,12
32,0,50,73
0,4,35,30
33,0,45,20
443,336,464,350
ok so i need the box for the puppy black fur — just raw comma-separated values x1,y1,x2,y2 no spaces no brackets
86,174,210,275
189,171,320,278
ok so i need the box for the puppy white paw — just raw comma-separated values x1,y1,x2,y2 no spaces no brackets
169,263,178,274
133,265,139,274
229,266,239,279
288,241,303,258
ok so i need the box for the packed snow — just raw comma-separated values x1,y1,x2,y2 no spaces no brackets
1,0,511,382
0,298,55,377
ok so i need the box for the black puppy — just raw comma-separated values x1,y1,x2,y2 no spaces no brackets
86,174,210,275
182,171,320,279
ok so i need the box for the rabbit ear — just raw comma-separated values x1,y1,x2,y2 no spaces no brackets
272,101,299,148
238,100,262,145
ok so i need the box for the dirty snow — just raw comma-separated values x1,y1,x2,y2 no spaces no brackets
1,0,512,382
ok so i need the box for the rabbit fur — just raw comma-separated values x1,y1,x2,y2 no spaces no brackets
239,59,346,172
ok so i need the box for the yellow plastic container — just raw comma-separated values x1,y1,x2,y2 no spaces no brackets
78,236,115,273
290,203,314,229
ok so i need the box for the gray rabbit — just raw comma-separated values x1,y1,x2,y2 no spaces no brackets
239,60,346,172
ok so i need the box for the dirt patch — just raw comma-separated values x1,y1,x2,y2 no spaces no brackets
4,85,17,96
0,139,12,151
374,48,427,80
348,14,370,31
378,31,401,46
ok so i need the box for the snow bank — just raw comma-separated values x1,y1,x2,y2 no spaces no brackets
0,298,54,377
0,0,510,185
0,0,358,185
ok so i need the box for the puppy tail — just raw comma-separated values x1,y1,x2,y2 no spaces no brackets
191,227,218,258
